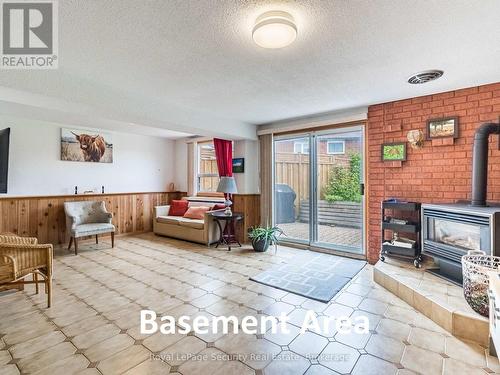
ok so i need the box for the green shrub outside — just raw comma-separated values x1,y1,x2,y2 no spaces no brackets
323,153,362,203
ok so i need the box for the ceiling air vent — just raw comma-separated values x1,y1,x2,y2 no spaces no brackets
407,70,444,84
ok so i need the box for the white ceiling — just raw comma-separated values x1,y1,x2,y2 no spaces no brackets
0,0,499,139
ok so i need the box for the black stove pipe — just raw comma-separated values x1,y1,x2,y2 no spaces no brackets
471,122,500,206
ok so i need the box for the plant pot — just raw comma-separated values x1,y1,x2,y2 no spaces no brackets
252,238,270,252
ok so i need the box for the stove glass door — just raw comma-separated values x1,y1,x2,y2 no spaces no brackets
426,216,490,253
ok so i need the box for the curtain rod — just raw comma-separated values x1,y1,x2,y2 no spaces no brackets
257,111,367,136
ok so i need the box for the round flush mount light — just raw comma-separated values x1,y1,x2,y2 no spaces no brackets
407,70,444,84
252,11,297,49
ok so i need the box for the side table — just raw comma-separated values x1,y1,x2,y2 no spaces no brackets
209,211,244,251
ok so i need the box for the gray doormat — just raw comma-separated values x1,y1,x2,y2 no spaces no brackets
250,253,366,303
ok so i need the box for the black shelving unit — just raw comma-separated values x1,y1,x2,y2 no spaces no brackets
380,200,422,268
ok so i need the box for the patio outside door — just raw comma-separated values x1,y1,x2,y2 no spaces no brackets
313,128,364,254
274,135,311,244
273,125,365,255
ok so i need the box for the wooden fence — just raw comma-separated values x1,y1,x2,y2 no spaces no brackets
274,152,351,201
199,159,218,192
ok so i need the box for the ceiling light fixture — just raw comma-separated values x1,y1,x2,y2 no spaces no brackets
252,11,297,49
407,70,444,84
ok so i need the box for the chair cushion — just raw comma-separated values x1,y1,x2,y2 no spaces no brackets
156,216,181,225
73,223,115,236
64,201,112,225
178,218,205,230
168,200,189,216
183,206,210,220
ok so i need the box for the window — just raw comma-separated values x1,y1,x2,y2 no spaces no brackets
197,142,219,193
327,140,345,154
293,141,309,154
196,141,235,194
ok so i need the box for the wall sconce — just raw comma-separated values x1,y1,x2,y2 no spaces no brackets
407,130,424,149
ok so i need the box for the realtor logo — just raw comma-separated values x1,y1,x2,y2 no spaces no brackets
1,0,58,69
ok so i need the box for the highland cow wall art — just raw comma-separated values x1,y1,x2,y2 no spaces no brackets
61,128,113,163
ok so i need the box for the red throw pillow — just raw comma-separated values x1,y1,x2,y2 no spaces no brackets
183,206,210,220
213,203,226,211
168,200,189,216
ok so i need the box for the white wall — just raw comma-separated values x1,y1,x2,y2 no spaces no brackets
174,139,188,193
2,118,176,196
233,140,259,194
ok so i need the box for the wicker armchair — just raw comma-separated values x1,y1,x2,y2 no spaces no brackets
0,234,53,307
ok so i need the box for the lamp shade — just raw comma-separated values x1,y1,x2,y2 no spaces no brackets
217,177,238,194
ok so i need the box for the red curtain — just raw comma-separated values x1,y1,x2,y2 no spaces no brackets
213,138,233,177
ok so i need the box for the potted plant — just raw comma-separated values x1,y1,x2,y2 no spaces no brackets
248,226,284,252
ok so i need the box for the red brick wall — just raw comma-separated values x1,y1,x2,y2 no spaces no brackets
367,82,500,264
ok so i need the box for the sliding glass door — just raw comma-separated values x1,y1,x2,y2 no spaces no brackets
273,126,364,255
274,135,310,244
314,128,364,253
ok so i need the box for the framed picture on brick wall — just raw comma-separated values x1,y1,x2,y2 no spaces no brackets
426,117,458,139
381,142,406,162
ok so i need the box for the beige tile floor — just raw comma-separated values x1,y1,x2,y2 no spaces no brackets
0,233,498,375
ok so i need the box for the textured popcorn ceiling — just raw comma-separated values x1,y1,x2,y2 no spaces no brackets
0,0,499,139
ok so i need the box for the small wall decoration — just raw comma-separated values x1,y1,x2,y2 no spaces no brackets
426,117,458,139
382,142,406,162
61,128,113,163
407,129,424,149
232,158,245,173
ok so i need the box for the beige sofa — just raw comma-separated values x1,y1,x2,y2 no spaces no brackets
153,201,222,245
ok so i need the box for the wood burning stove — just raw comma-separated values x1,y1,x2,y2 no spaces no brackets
422,122,500,285
422,204,500,284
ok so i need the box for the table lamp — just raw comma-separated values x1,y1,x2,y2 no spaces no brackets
217,176,238,215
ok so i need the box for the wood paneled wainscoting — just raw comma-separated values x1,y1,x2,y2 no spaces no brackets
0,191,185,246
232,194,261,243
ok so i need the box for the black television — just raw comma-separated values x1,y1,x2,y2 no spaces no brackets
0,128,10,194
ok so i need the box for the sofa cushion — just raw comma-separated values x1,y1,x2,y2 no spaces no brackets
178,218,205,230
187,201,215,208
168,200,189,216
73,223,115,236
183,206,210,220
157,216,181,225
